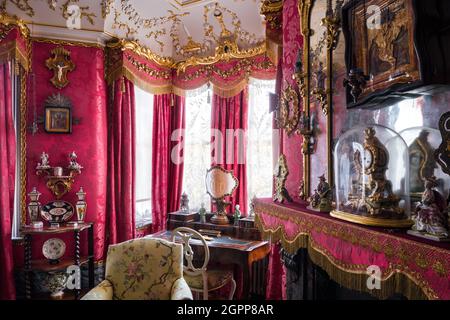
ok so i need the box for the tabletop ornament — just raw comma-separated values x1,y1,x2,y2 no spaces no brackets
27,187,43,228
408,176,449,241
75,187,87,223
273,154,293,203
198,203,207,223
308,174,333,212
180,192,190,213
233,204,241,226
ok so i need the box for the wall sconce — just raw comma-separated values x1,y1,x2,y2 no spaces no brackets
311,61,328,115
297,111,316,155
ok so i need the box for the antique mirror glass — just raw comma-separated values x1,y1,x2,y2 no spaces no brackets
309,0,329,183
399,126,450,203
205,166,238,225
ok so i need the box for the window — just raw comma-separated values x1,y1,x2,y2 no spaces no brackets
247,79,276,211
134,85,153,226
182,85,212,211
182,79,275,213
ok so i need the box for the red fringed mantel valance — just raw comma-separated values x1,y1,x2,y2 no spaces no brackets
253,198,450,300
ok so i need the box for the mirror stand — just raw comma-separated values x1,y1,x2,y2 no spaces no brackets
210,198,231,225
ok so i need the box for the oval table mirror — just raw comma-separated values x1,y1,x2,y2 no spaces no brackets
205,166,239,225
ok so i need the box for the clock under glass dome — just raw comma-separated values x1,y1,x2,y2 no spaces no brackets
331,124,412,227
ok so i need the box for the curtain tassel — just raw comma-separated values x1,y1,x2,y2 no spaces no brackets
121,77,126,93
170,93,175,107
207,83,211,104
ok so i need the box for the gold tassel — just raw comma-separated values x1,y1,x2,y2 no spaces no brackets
121,77,126,93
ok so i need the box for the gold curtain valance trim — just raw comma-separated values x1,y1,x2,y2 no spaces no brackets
254,214,435,300
0,41,29,71
0,13,31,72
122,67,172,95
111,64,274,98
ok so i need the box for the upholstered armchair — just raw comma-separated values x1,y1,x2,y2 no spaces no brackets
82,238,192,300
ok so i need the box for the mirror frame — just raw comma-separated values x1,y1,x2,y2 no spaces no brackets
205,165,239,201
297,0,342,196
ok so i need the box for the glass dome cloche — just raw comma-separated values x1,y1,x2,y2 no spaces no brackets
398,126,450,204
331,125,412,227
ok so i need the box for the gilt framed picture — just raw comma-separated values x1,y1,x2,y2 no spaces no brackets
44,106,72,133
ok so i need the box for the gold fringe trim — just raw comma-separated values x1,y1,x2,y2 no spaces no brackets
213,78,248,98
254,213,438,300
307,240,430,300
122,67,172,95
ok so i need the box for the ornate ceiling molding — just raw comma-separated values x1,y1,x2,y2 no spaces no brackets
106,39,176,69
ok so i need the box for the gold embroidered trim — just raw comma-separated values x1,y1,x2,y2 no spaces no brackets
253,201,449,300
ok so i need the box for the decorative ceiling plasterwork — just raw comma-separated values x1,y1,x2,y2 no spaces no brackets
1,0,269,66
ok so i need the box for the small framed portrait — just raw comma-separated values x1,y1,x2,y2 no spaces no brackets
45,106,72,133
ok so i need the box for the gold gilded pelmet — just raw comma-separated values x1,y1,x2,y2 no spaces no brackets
105,41,277,98
0,14,31,72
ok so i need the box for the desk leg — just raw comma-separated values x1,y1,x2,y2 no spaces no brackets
241,260,252,300
74,230,80,299
88,226,94,289
24,234,32,300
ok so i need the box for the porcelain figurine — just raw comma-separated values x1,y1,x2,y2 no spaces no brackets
411,177,449,239
198,202,207,223
180,192,190,213
37,152,50,169
68,151,82,171
309,174,332,212
233,204,241,226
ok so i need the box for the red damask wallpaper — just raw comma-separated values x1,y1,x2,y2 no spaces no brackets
14,42,108,263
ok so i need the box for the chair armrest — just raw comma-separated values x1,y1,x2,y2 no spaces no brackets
171,278,193,300
81,280,114,300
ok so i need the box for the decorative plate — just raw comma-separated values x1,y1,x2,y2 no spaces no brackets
41,200,74,223
42,238,66,261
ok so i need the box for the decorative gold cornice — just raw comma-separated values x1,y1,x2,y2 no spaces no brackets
106,39,175,68
32,37,104,49
176,40,266,74
260,0,283,15
0,12,30,39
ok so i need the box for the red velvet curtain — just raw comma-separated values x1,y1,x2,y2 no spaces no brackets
152,93,185,232
0,62,16,300
211,89,248,215
106,77,136,245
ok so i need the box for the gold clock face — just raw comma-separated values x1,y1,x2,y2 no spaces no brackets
364,148,373,170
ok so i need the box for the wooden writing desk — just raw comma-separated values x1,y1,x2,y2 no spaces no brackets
147,230,270,299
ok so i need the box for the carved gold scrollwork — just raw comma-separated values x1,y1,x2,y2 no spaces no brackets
277,84,300,136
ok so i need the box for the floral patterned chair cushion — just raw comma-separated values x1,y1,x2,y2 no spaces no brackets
82,238,192,300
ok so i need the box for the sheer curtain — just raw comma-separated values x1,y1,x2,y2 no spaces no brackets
134,85,153,225
247,78,276,211
182,85,211,211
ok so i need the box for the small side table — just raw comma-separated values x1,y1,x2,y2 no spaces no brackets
20,222,95,300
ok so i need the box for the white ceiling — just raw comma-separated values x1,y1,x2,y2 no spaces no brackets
2,0,266,61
